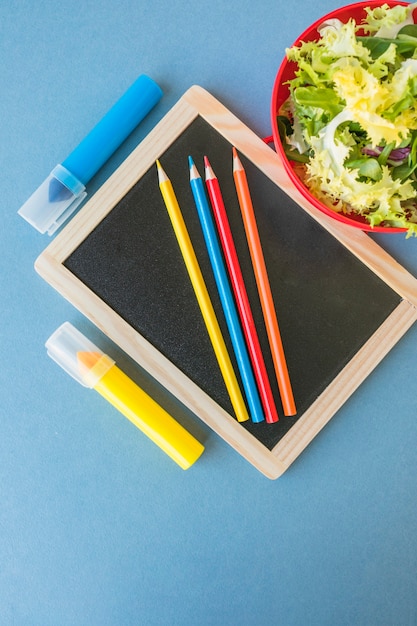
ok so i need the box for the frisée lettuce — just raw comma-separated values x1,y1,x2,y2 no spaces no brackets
279,2,417,235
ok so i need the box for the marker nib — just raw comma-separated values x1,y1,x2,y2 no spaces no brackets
48,178,73,203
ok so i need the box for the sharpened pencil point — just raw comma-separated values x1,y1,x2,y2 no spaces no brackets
189,156,200,181
232,148,243,173
204,156,216,180
156,159,169,184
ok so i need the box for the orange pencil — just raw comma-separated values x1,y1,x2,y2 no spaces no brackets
232,148,296,416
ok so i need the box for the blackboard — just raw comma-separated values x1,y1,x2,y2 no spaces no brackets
36,87,417,478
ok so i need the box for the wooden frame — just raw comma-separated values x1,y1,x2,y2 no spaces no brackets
35,86,417,479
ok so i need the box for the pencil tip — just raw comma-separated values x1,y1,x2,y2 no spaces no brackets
156,159,168,184
232,148,243,172
204,156,216,180
189,156,200,180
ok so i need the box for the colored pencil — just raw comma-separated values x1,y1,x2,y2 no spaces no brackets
156,160,249,423
232,148,296,416
189,156,264,423
204,156,279,424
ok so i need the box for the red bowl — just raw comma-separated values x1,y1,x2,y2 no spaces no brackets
271,1,413,233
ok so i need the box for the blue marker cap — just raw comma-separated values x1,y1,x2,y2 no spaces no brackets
18,74,163,234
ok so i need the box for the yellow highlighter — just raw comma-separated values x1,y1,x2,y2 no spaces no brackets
45,322,204,469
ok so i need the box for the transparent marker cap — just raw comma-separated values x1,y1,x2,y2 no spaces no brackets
46,322,115,388
18,165,87,235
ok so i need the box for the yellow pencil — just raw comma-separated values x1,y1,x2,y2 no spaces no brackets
157,160,249,423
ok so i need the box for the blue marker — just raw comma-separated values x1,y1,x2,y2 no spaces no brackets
18,74,163,234
188,156,264,423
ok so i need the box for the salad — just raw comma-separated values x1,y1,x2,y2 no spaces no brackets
278,2,417,236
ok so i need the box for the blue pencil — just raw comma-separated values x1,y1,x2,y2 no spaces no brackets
188,156,264,423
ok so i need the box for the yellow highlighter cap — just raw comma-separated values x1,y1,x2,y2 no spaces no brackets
46,322,115,387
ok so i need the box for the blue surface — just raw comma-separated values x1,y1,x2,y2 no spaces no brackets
1,1,417,625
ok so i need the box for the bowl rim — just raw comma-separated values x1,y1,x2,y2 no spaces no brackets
271,0,411,233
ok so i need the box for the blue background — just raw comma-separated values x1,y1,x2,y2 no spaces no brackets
1,2,417,624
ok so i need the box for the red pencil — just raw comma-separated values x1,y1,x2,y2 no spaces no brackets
232,148,296,416
204,156,279,424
